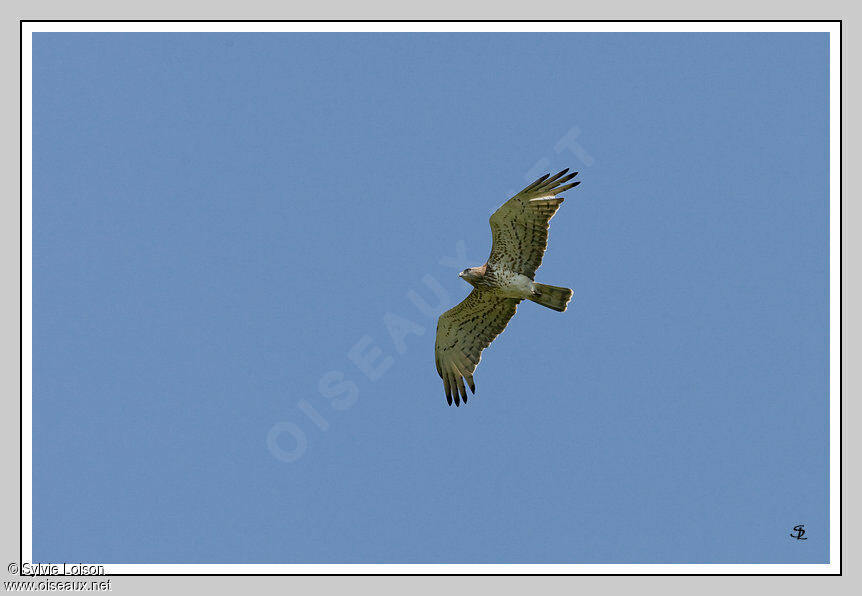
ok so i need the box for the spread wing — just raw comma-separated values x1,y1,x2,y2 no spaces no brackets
488,169,580,279
434,290,520,406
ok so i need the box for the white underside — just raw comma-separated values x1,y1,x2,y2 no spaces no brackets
496,272,535,299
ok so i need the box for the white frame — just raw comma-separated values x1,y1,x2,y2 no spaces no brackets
20,20,841,575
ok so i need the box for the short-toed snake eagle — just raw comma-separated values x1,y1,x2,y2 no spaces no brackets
434,169,579,406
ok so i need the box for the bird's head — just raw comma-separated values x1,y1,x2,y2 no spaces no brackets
459,266,485,286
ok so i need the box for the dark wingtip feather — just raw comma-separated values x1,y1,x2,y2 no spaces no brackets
468,380,475,394
544,168,569,185
457,378,467,403
556,172,578,185
523,173,550,192
556,181,581,194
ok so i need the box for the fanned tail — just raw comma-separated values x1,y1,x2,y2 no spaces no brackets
529,283,573,312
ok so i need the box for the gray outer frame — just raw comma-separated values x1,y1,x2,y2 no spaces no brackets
2,3,849,595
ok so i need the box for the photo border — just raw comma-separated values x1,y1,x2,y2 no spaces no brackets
19,19,842,577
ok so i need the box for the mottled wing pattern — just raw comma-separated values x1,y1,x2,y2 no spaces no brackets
435,290,520,406
488,169,579,279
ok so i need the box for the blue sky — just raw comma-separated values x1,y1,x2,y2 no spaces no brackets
32,32,830,564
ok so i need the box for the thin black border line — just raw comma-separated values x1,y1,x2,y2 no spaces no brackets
19,19,842,22
18,19,842,578
838,18,843,578
19,16,23,580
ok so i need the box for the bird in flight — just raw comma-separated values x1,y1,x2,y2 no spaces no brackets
434,169,579,406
